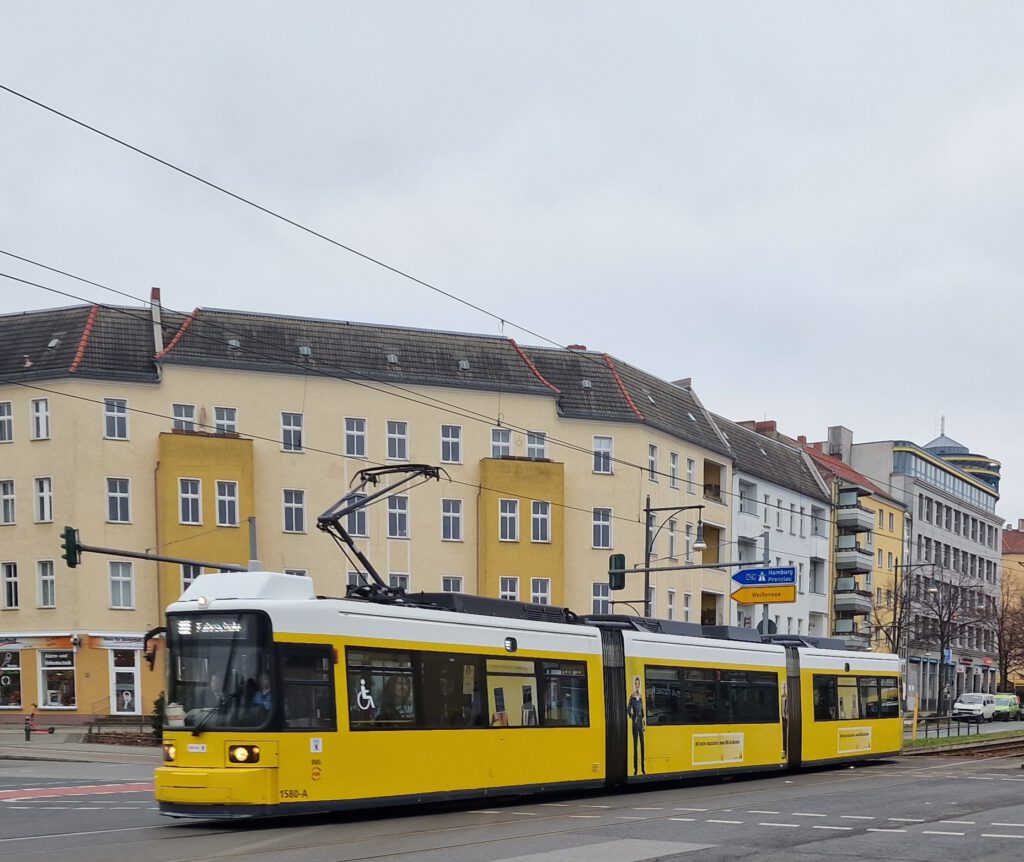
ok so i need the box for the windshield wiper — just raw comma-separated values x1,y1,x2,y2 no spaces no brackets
191,690,240,737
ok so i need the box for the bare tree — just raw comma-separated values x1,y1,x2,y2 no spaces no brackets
991,574,1024,692
871,563,920,657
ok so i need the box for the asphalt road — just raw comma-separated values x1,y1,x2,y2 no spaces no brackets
4,752,1024,862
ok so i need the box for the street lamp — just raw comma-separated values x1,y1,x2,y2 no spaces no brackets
644,496,706,617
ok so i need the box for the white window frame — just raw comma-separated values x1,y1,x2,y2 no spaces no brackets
1,479,14,525
106,477,131,523
37,560,56,608
593,436,613,474
491,427,511,458
346,494,368,537
441,498,463,541
2,562,18,609
592,582,610,614
181,563,201,592
531,578,551,605
442,576,463,593
345,417,367,458
31,398,50,440
686,458,696,494
179,478,201,525
499,499,519,542
389,573,410,591
440,424,462,464
667,589,676,620
283,488,306,533
499,576,519,601
387,495,409,538
387,420,408,461
685,523,693,562
214,406,237,434
532,501,551,543
648,444,659,482
104,398,128,439
667,518,678,559
34,476,53,523
281,412,304,452
592,507,612,549
683,592,692,622
108,649,141,715
216,480,239,527
172,403,196,432
38,651,76,710
669,453,680,489
0,402,11,443
526,431,547,459
109,561,134,609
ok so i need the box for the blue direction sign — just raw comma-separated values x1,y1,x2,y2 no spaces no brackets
732,566,797,586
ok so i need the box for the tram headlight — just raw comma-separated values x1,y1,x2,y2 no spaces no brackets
163,743,176,762
228,745,260,764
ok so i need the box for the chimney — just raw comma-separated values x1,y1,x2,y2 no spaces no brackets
150,287,164,354
755,420,777,436
797,435,807,444
1018,518,1024,532
737,420,757,430
567,344,587,351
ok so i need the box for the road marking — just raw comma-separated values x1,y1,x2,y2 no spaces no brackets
707,819,742,825
813,826,852,831
966,776,995,780
0,783,153,802
1000,778,1024,781
922,830,964,836
569,815,601,819
616,816,644,820
632,806,663,810
669,817,695,822
840,815,875,820
940,820,975,825
470,810,502,815
867,828,905,833
791,812,827,817
992,822,1024,827
982,833,1024,839
579,804,610,808
888,818,925,823
747,810,778,814
759,822,798,828
673,807,707,812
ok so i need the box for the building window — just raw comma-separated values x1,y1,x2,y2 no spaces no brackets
888,512,895,533
347,571,368,589
0,651,21,707
532,501,551,543
667,589,676,620
593,436,613,474
172,403,196,431
499,499,519,542
887,551,894,570
34,477,53,523
592,507,612,549
441,498,463,541
811,506,826,536
877,508,884,527
789,504,796,534
182,563,201,591
389,573,409,591
667,518,678,559
106,478,131,523
799,507,806,537
683,592,692,622
739,481,758,515
37,560,55,608
647,586,655,617
1,480,14,524
776,499,783,531
387,495,409,538
670,453,680,489
442,576,463,593
798,562,805,594
499,576,519,601
440,425,462,463
283,489,306,533
39,651,75,708
282,412,303,452
214,406,237,434
216,480,238,526
527,431,547,459
877,548,883,566
531,578,551,605
648,444,659,481
491,428,511,458
387,421,408,460
0,402,11,443
179,478,201,525
686,458,696,494
109,561,134,608
2,562,18,609
346,494,368,537
104,398,128,439
592,582,610,614
685,523,693,562
31,398,50,440
345,417,367,457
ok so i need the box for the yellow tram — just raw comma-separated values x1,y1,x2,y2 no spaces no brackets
154,571,901,818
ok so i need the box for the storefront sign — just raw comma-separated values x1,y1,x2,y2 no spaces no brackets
41,651,74,668
100,637,144,650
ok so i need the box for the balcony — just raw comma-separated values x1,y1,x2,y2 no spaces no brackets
833,577,872,615
702,483,723,504
835,504,875,534
832,617,870,649
835,536,873,573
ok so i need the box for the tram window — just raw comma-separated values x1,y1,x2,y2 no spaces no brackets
814,674,899,721
486,658,539,727
280,645,336,730
419,653,486,728
347,649,416,729
836,677,859,719
723,670,779,724
645,665,779,725
879,677,900,716
538,660,589,727
813,675,838,720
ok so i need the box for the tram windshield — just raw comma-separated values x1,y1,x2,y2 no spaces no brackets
165,612,272,731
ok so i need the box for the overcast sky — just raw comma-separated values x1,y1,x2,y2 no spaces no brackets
2,3,1021,522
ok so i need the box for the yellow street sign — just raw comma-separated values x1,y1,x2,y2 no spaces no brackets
731,585,797,604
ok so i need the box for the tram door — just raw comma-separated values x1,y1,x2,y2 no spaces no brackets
784,646,802,768
600,629,627,786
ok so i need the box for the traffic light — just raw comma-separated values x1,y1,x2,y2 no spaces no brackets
608,553,627,591
60,525,81,568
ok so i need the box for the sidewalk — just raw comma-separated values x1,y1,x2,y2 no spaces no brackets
0,727,162,764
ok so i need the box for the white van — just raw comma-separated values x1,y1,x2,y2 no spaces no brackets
952,693,995,722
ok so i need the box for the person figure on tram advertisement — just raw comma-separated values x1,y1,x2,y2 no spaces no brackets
626,673,646,775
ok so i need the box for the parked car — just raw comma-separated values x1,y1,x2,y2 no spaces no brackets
992,693,1021,721
952,693,996,722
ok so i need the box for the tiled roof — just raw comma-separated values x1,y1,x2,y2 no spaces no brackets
0,304,159,382
1003,529,1024,555
712,415,830,502
523,347,732,457
802,443,902,504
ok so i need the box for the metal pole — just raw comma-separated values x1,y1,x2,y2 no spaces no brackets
761,530,770,634
247,516,262,571
644,495,652,617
